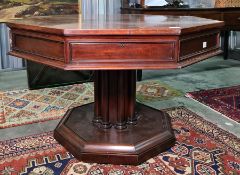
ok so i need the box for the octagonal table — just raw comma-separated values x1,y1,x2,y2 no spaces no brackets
7,14,224,165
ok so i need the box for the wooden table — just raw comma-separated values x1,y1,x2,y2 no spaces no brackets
7,14,224,165
122,7,240,60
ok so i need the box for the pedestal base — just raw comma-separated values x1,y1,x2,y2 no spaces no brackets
54,103,175,165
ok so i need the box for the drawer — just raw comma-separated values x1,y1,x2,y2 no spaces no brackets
70,42,176,63
179,33,219,61
13,34,65,62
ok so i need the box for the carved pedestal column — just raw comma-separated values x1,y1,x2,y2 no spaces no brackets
93,70,137,129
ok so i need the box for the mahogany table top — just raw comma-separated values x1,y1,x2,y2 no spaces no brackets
7,14,223,70
7,14,224,36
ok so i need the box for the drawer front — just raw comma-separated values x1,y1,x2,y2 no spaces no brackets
70,42,176,63
13,34,64,61
180,33,219,60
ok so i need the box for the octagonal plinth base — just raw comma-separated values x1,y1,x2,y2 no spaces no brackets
54,103,175,165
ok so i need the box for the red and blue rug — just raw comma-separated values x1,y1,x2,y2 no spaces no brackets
0,107,239,175
187,85,240,123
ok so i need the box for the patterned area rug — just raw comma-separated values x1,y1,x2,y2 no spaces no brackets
136,80,182,102
0,107,239,175
0,83,94,128
187,86,240,123
0,81,182,128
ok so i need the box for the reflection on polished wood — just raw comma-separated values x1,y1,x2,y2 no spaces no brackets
8,15,224,70
8,14,223,35
7,14,224,165
122,7,240,59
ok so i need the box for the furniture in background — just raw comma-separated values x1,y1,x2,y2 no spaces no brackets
7,14,223,165
26,61,93,89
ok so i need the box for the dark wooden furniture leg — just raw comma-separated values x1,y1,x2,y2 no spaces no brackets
224,30,230,60
137,70,142,81
54,70,175,165
26,61,93,90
